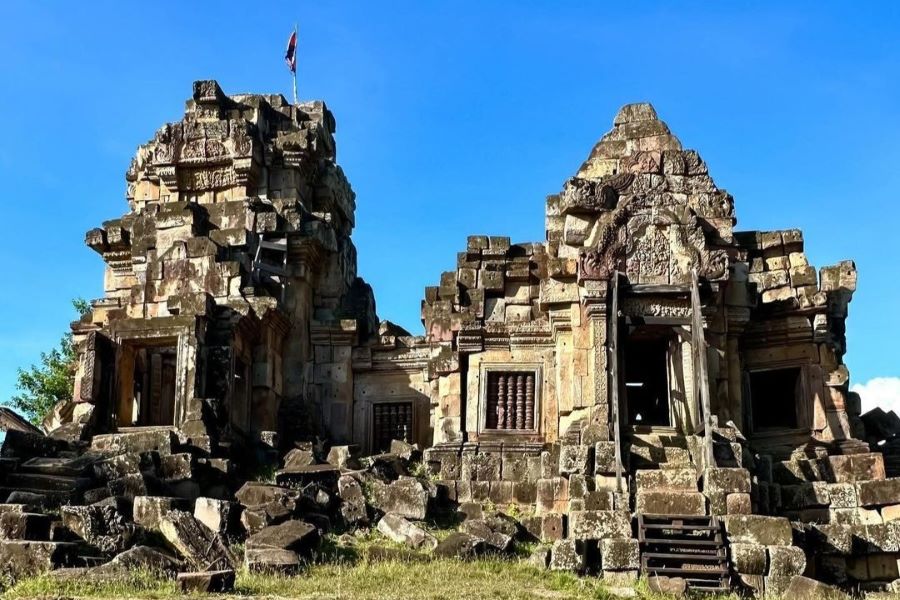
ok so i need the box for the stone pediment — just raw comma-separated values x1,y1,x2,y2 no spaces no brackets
547,102,735,286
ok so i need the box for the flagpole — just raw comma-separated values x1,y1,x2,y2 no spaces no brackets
291,23,299,105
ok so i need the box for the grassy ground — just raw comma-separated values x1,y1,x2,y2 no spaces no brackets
1,558,751,600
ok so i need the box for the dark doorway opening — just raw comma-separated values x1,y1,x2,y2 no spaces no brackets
624,330,671,426
123,344,177,427
749,367,801,431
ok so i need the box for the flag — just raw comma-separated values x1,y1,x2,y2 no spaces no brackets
285,30,297,73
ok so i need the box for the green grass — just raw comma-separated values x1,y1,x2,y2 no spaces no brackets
3,560,613,600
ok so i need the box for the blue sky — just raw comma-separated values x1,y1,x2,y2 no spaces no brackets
0,1,898,411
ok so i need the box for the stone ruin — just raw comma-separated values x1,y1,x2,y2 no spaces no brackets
0,79,895,596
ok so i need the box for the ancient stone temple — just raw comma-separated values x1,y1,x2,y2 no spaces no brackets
40,80,898,593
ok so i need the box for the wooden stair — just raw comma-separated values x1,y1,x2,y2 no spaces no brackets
637,513,730,593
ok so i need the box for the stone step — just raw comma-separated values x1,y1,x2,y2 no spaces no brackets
0,488,76,508
635,469,698,492
4,473,89,492
91,428,176,456
628,445,693,470
629,433,689,449
635,490,707,516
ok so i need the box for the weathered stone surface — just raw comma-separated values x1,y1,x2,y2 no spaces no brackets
376,513,436,550
549,539,583,572
527,545,550,569
568,510,630,540
857,478,900,507
245,547,302,572
724,515,792,546
133,496,188,531
0,541,79,580
106,545,182,576
703,467,751,494
783,575,851,599
177,569,235,593
647,575,687,595
60,504,135,554
433,532,487,559
636,491,706,515
635,468,696,491
91,430,174,456
159,510,237,571
337,475,367,525
600,538,639,571
369,477,428,520
460,517,514,552
521,513,565,543
767,545,806,577
0,511,51,541
730,543,767,575
194,497,237,536
246,520,320,558
282,448,315,469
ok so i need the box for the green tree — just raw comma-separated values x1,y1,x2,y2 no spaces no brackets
8,299,91,425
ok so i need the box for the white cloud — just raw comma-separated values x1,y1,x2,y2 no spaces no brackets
851,377,900,416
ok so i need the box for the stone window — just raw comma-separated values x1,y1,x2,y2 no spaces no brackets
484,370,537,431
749,367,802,431
372,402,413,452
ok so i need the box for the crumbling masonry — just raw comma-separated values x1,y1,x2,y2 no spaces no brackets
2,80,897,595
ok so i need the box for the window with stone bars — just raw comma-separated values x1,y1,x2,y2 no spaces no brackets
485,371,536,431
372,402,413,452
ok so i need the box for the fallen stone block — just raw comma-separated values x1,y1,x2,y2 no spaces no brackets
370,476,428,520
527,545,550,569
337,475,367,525
600,538,639,571
159,510,237,571
177,569,235,593
460,518,513,552
433,532,487,559
275,464,340,488
194,497,237,536
283,448,315,469
521,513,564,543
246,520,320,558
0,511,51,541
377,513,436,550
133,496,189,531
549,539,583,572
730,543,767,575
245,547,302,572
767,545,806,577
569,510,630,540
0,541,79,581
235,482,299,508
105,545,182,576
647,575,686,595
60,504,135,555
783,575,851,599
724,515,792,546
91,429,175,456
160,453,193,481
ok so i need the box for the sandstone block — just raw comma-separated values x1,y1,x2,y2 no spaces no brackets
730,543,766,575
177,569,235,593
703,467,751,494
727,493,752,515
369,477,428,520
521,513,564,543
377,513,436,550
635,491,705,516
549,539,583,572
559,445,591,475
246,520,320,558
568,510,630,540
767,545,806,577
433,532,487,559
724,515,792,546
635,468,697,491
600,538,639,571
194,498,237,536
783,575,850,600
857,478,900,507
159,510,237,571
133,496,189,531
